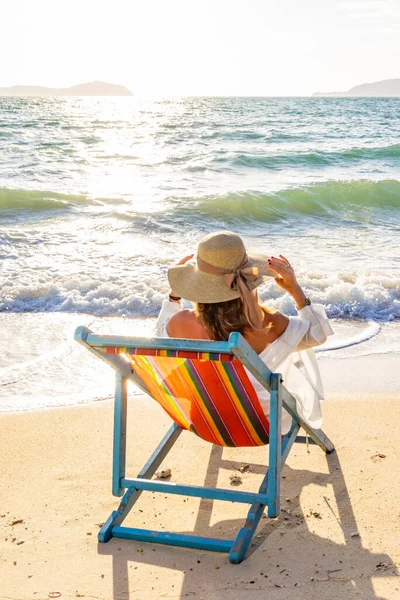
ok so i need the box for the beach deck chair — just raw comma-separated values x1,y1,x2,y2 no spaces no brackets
75,327,334,564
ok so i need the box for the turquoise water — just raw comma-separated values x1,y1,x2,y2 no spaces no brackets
1,95,399,410
1,96,399,320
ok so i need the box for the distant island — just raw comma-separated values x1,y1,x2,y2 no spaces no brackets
313,78,400,97
0,81,133,97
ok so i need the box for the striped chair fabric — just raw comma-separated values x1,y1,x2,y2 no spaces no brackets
105,346,270,447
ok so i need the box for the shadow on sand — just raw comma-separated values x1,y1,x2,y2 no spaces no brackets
99,443,397,600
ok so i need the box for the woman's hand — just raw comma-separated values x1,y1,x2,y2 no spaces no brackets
268,255,298,292
174,254,194,267
169,253,194,299
268,255,307,307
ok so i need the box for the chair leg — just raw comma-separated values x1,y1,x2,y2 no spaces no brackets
295,432,334,454
229,419,300,564
229,503,266,564
305,427,335,454
112,373,128,497
267,373,282,517
99,488,138,543
99,423,182,543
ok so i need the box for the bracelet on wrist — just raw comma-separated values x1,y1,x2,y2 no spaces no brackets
169,294,181,302
296,297,311,310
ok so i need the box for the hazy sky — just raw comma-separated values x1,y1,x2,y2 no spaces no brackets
1,0,399,95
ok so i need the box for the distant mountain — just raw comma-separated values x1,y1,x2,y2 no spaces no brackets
313,78,400,97
0,81,133,97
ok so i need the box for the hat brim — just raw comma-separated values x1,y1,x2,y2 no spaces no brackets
168,253,274,304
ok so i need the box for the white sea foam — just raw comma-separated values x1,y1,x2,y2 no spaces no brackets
1,268,399,321
314,320,380,352
260,273,400,321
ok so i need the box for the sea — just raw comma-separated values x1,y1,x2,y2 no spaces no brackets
1,96,399,411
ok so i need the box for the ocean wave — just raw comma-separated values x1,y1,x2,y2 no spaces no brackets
229,143,400,170
5,179,399,220
0,187,131,211
1,271,399,321
0,188,94,211
2,178,400,233
259,272,400,321
104,179,400,230
162,179,400,223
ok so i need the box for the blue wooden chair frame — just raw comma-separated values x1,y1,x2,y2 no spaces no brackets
75,326,334,564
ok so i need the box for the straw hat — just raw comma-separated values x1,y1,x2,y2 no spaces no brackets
168,231,272,304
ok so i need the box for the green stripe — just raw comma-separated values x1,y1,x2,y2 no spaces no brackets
183,361,234,446
222,363,269,443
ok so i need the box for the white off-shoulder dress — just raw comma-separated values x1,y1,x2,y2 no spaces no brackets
154,300,334,434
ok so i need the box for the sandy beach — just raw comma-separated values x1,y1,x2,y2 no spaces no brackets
1,353,399,600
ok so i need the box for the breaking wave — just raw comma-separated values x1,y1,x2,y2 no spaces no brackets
1,271,399,321
0,188,94,210
2,179,399,224
122,179,400,226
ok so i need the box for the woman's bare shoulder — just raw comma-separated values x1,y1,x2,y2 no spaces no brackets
166,309,209,339
166,309,193,336
263,307,289,339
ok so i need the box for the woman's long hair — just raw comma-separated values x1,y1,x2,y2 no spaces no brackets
195,296,273,341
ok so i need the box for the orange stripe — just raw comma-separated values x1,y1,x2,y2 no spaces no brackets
173,362,224,445
211,362,257,446
151,357,221,444
213,362,265,445
188,360,244,446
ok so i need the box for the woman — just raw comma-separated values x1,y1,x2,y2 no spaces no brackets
155,231,333,434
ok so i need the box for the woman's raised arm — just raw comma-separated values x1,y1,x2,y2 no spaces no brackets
268,255,333,349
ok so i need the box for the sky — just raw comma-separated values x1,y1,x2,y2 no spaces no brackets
1,0,399,96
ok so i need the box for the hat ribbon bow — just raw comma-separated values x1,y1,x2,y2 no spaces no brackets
196,254,263,329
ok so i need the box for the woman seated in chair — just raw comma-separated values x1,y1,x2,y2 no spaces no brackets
155,231,333,432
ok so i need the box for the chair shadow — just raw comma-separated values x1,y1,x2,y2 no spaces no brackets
98,443,397,600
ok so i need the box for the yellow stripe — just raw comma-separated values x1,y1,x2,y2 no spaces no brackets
131,356,192,430
213,362,264,446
